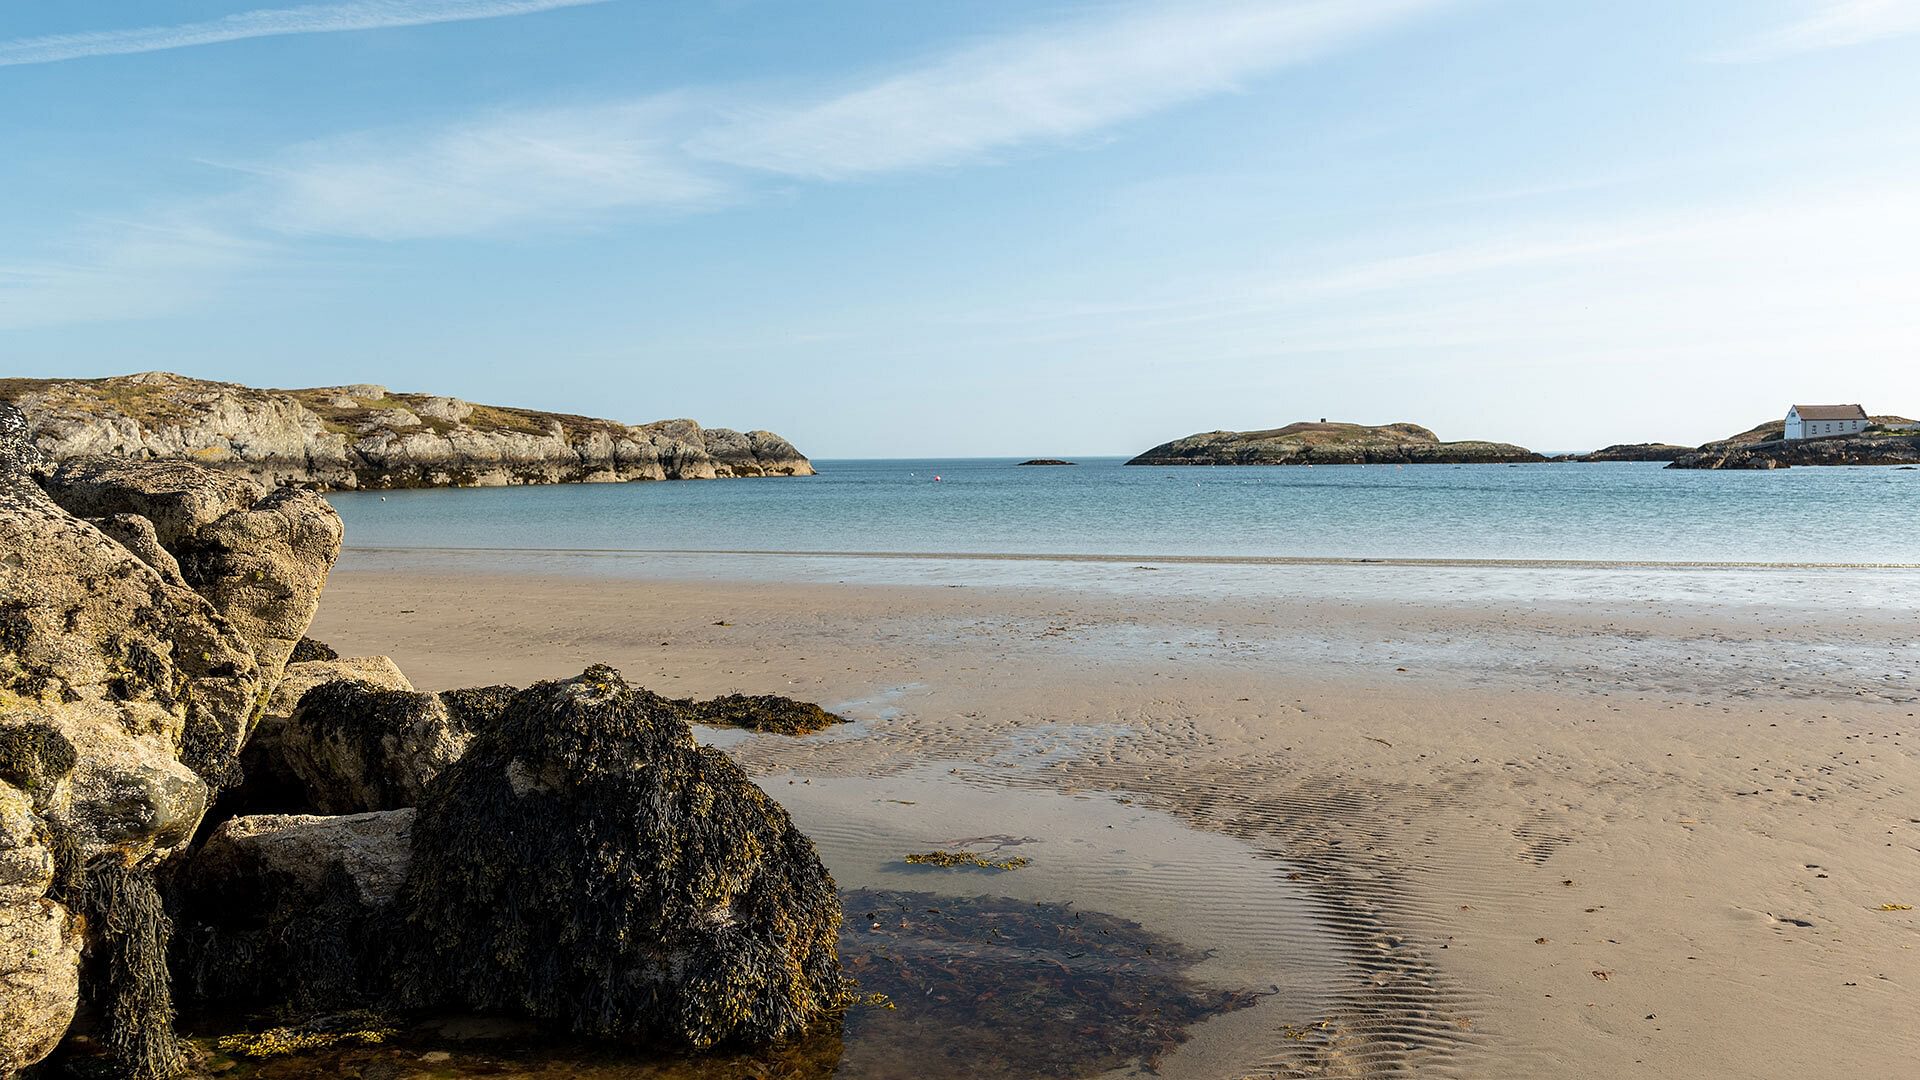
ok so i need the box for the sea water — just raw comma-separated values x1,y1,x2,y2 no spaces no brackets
328,458,1920,566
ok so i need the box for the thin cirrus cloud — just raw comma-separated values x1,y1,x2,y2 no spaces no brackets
685,0,1453,179
1711,0,1920,61
246,0,1455,239
252,99,726,239
0,0,608,68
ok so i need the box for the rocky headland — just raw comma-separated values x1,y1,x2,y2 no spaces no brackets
1126,421,1542,466
0,401,848,1078
0,372,812,491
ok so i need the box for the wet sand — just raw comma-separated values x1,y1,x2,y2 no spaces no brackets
307,560,1920,1079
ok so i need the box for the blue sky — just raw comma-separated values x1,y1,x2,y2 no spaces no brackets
3,0,1917,456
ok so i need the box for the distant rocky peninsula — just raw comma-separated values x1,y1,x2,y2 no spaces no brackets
1126,421,1543,466
0,371,813,491
1016,458,1076,466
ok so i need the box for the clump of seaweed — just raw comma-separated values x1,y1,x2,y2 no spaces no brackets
213,1013,398,1058
0,719,77,793
395,665,846,1050
673,693,846,736
902,850,1031,871
76,860,187,1080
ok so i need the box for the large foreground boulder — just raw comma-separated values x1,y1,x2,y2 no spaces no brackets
396,666,845,1049
1,405,341,1078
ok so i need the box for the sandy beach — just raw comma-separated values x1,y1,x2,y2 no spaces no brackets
306,556,1920,1079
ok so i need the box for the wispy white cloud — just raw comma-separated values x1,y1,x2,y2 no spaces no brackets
241,0,1453,239
688,0,1452,179
0,0,607,68
1712,0,1920,62
249,99,725,239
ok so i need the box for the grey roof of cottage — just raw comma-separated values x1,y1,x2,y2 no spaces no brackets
1790,404,1868,421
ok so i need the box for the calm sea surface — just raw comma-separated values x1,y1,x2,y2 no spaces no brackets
328,458,1919,567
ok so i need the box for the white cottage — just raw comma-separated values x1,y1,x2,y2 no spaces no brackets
1784,404,1868,441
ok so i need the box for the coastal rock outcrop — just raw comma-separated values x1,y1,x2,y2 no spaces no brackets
1126,421,1542,465
176,669,849,1045
1,371,814,491
395,665,845,1049
0,403,340,1078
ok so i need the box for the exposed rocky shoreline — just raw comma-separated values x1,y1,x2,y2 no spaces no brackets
1666,432,1920,469
0,402,848,1078
0,372,812,491
1126,421,1543,466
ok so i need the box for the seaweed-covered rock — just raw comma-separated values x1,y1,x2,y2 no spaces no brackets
224,657,416,817
288,636,338,663
397,665,845,1049
436,683,518,731
173,810,412,1011
279,681,471,814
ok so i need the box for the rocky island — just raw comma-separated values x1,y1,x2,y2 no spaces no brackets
1576,443,1694,462
1126,421,1542,466
0,371,813,491
1665,415,1919,469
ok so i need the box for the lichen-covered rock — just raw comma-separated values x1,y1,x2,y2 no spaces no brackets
279,680,470,814
1,404,340,1078
396,665,845,1049
173,810,412,1011
0,781,82,1077
227,657,416,816
34,455,344,689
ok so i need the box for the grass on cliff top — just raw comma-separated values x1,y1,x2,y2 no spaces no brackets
0,376,216,427
1227,420,1438,445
